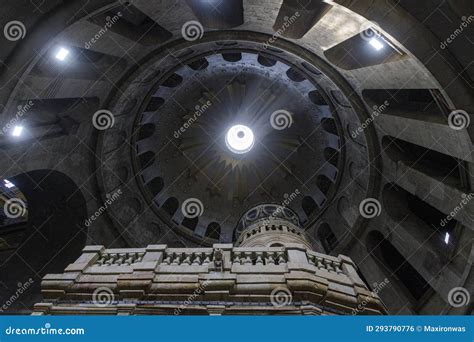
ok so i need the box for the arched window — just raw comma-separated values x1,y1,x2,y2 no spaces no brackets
302,196,318,217
0,170,87,313
205,222,221,240
317,223,338,253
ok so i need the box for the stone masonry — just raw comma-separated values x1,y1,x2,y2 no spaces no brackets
33,205,386,315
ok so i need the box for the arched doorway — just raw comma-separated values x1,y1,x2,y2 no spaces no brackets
0,170,87,313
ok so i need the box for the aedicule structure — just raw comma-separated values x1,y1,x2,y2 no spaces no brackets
33,205,386,315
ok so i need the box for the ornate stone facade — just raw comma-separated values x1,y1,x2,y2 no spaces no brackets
33,205,386,315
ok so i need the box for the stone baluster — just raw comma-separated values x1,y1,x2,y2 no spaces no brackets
105,254,115,266
316,256,324,269
116,253,126,265
192,253,202,265
96,255,107,266
243,252,252,265
265,252,275,265
232,252,241,265
324,259,334,272
276,251,286,264
202,252,212,265
124,253,134,265
170,252,180,266
163,253,172,265
182,253,192,265
333,261,343,274
136,252,145,263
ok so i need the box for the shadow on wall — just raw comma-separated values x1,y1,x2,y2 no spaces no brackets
0,170,87,314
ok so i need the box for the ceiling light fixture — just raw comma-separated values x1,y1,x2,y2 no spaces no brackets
444,232,450,244
55,47,70,61
4,179,15,189
225,124,255,154
369,37,385,51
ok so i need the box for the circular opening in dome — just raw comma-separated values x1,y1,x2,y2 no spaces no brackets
225,124,255,154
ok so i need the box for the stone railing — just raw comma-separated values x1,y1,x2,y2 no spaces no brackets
94,251,145,266
35,243,387,315
162,250,214,266
79,245,348,272
231,249,288,265
307,251,343,274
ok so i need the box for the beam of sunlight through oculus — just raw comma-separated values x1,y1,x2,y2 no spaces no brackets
225,125,255,154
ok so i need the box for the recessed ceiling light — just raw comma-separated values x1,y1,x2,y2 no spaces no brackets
4,179,15,189
11,126,23,137
55,47,70,61
444,232,450,244
369,37,385,51
225,124,255,154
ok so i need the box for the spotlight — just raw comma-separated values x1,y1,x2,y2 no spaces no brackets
11,126,23,137
55,47,70,61
444,232,450,244
369,37,385,51
4,179,15,189
225,124,255,154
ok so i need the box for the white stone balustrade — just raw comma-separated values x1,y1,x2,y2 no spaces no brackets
34,242,386,316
